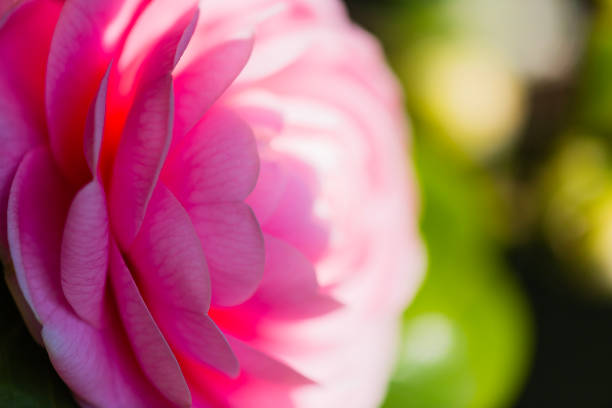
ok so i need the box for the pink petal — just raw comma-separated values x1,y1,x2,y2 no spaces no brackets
245,235,340,319
0,0,58,113
109,74,173,249
228,336,312,386
179,334,311,407
60,180,109,328
42,305,173,408
163,107,259,207
83,63,112,175
188,202,264,307
110,8,198,248
7,147,72,324
254,67,404,190
245,160,287,225
117,0,198,91
5,269,42,344
109,241,191,407
172,35,253,140
154,307,239,377
231,105,285,139
248,158,328,260
46,0,150,185
0,0,60,249
236,26,313,84
0,0,18,19
128,184,210,315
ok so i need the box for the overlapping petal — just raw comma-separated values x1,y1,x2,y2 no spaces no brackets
188,202,264,307
109,6,197,248
61,180,109,327
0,0,60,249
173,35,254,141
156,308,239,376
109,74,173,248
43,305,172,408
129,184,210,315
83,63,112,175
46,0,150,184
7,147,71,324
110,241,191,407
0,1,420,408
163,107,260,207
243,235,339,319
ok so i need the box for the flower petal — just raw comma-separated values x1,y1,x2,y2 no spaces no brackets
154,307,239,377
43,305,173,408
245,235,340,319
128,184,210,315
109,75,173,248
110,7,198,248
236,26,313,84
5,269,42,344
180,334,311,408
117,0,198,90
248,158,328,260
60,180,109,328
163,107,259,207
7,147,72,324
83,63,112,175
110,241,191,407
0,0,17,19
228,336,312,386
173,35,253,140
245,160,287,225
0,0,58,114
0,0,60,250
46,0,149,184
188,202,264,307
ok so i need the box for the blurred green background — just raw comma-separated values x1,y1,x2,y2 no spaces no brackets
342,0,612,407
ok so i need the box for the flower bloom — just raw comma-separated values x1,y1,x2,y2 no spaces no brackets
0,0,422,407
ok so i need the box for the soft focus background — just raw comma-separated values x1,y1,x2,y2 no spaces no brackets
343,0,612,407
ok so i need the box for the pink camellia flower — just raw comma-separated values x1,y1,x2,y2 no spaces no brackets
0,0,423,407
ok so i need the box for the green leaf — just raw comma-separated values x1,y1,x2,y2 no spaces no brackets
382,134,532,408
0,263,78,408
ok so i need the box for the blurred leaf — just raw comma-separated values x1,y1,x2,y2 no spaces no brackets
536,134,612,295
383,134,532,408
576,7,612,133
401,42,526,162
345,0,461,57
0,264,77,408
